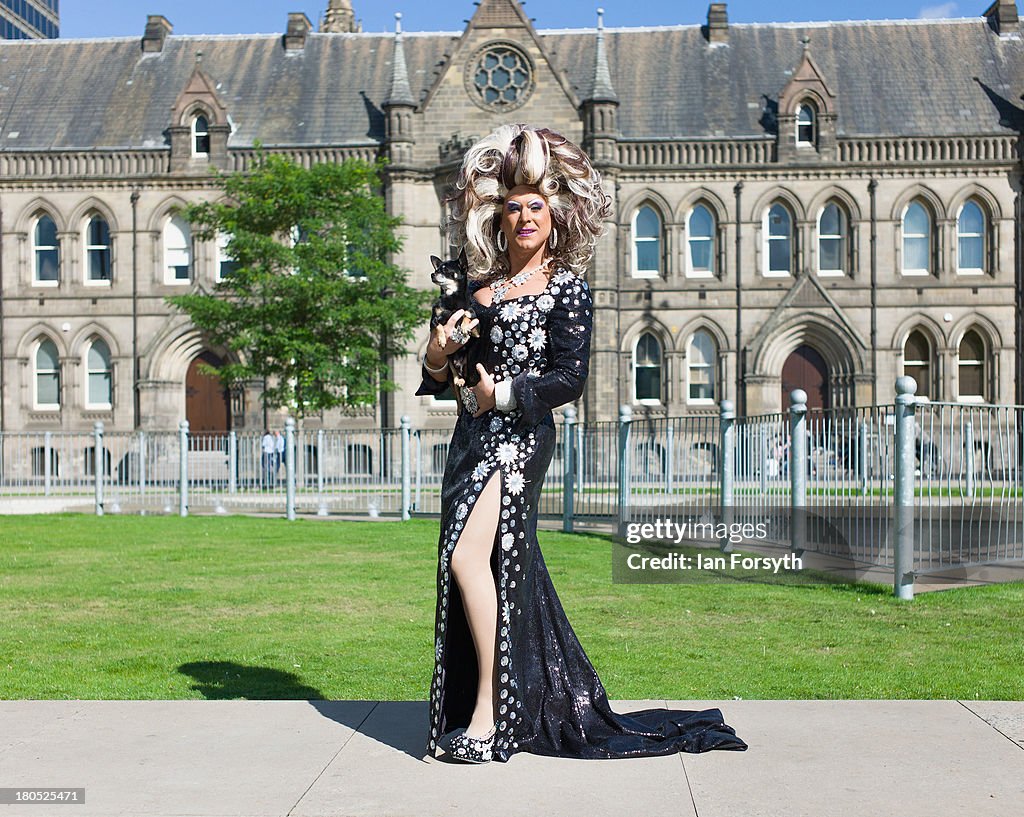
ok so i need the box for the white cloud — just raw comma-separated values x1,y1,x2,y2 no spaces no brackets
918,2,958,18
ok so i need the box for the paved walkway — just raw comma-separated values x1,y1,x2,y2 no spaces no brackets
1,699,1022,816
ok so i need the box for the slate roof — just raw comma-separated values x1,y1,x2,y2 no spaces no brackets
0,18,1019,151
0,32,454,150
550,20,1024,139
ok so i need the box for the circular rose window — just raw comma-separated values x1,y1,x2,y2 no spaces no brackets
466,43,534,111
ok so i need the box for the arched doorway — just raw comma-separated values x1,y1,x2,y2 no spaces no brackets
185,351,230,433
781,344,830,411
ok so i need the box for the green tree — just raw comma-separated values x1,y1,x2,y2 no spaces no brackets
167,152,430,419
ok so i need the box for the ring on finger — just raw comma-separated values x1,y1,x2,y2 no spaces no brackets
460,386,479,414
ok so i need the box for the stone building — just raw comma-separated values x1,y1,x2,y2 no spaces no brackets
0,0,1021,443
0,0,58,40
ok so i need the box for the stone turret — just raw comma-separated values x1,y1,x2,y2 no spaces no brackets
320,0,361,33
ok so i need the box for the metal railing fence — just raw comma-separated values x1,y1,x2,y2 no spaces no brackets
4,377,1024,597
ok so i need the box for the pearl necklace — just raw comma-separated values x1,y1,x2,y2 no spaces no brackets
491,259,552,305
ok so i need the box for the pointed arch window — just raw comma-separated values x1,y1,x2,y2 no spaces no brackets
35,338,60,409
216,231,238,282
817,201,848,276
956,200,986,275
288,224,310,276
688,330,717,403
632,205,662,277
901,200,932,276
796,102,816,146
764,202,794,276
686,204,715,277
903,330,933,400
957,330,986,402
86,339,113,408
344,238,370,280
164,215,192,283
192,114,210,156
633,332,662,403
85,215,112,283
33,214,59,285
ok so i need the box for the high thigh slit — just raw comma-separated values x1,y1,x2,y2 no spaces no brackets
416,268,747,761
449,469,502,732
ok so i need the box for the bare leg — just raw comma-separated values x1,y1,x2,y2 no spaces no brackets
450,470,501,738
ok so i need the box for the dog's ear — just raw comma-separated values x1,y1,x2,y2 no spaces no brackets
457,247,468,267
429,255,442,270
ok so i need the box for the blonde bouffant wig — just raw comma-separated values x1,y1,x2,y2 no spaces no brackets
446,124,612,281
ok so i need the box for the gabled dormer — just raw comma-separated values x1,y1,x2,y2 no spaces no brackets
776,36,838,164
168,57,231,173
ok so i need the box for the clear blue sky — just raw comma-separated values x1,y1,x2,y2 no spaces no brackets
61,1,977,37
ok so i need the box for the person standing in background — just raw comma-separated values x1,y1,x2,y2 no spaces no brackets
261,429,276,488
274,429,285,481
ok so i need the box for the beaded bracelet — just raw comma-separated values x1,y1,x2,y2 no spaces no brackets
423,353,448,375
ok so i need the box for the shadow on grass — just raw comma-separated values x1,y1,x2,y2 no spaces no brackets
179,661,327,699
178,660,428,761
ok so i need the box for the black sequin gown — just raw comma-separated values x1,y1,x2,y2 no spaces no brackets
415,267,747,761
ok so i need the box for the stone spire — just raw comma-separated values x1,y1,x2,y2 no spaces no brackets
589,8,618,103
580,9,619,164
383,12,416,165
385,13,415,107
320,0,360,33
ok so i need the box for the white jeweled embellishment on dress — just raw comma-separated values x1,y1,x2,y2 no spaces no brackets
496,441,519,466
499,302,520,322
506,471,525,495
512,343,528,361
501,532,515,550
537,293,555,312
490,325,503,344
528,327,546,351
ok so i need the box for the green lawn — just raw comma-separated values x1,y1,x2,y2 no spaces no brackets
1,514,1021,701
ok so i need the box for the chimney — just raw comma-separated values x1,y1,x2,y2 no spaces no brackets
706,3,728,44
284,12,312,50
984,1,1019,35
142,15,172,53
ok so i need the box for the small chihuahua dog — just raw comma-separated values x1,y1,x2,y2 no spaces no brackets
429,248,481,391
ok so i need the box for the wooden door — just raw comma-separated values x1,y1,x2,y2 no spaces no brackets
185,351,230,433
781,344,830,412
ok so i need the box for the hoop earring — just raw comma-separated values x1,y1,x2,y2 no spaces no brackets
496,230,508,252
548,227,558,250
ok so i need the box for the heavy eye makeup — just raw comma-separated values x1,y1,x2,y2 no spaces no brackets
506,200,545,213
